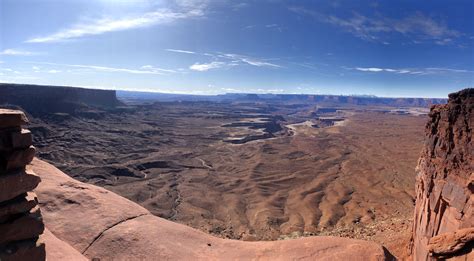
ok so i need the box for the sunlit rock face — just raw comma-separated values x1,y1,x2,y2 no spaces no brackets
410,89,473,260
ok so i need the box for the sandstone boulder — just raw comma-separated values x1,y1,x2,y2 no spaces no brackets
0,109,28,129
428,228,474,258
0,206,44,245
11,129,33,149
0,238,45,261
0,192,38,222
0,108,45,260
5,146,36,171
0,168,41,202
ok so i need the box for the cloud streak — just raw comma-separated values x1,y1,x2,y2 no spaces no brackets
28,62,176,75
353,67,473,75
0,49,39,56
165,49,196,54
26,8,204,43
219,53,282,68
189,61,225,71
165,49,282,72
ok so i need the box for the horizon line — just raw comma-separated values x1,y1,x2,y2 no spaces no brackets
0,82,456,99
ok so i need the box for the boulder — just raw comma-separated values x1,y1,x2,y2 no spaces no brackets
0,238,45,261
0,168,41,202
0,206,44,245
428,228,474,258
0,192,38,222
5,146,36,171
0,109,28,129
11,129,33,149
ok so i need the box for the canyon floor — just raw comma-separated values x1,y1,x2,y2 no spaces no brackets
28,100,427,258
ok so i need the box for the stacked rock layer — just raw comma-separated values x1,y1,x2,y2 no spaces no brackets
0,109,45,260
410,89,473,260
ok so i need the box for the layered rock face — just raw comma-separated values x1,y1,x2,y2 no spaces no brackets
0,109,45,260
0,83,120,115
411,89,473,260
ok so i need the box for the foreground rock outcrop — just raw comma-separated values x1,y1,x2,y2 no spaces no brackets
410,89,473,260
0,109,45,260
32,158,393,260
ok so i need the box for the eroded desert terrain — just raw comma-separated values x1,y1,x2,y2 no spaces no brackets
21,94,429,256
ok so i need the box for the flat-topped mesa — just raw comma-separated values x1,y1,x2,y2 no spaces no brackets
0,109,45,260
410,89,473,260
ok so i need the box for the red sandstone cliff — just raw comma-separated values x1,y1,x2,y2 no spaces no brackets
410,89,473,260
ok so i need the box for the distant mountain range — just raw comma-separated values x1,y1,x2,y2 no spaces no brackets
117,90,447,107
0,83,447,114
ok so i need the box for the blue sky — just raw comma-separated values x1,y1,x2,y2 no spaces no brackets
0,0,473,97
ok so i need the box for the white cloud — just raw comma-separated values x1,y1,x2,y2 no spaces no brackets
47,70,61,74
353,66,473,75
70,64,168,74
189,61,225,71
165,48,196,54
220,53,281,68
164,49,281,71
140,65,177,73
26,8,204,43
425,67,472,73
28,61,175,75
356,67,385,72
0,49,39,56
0,68,21,74
290,8,460,44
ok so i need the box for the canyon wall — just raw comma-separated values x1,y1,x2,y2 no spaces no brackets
410,89,473,260
0,83,120,115
0,109,45,260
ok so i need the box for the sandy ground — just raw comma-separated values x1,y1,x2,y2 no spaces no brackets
30,102,426,258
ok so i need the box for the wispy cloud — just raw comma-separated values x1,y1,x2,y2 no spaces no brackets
189,61,225,71
31,66,61,74
166,49,282,71
290,7,461,44
219,53,282,68
28,61,176,75
232,3,249,11
165,48,196,54
352,66,473,75
0,49,39,56
0,68,21,74
265,24,278,28
26,8,204,43
140,65,177,73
